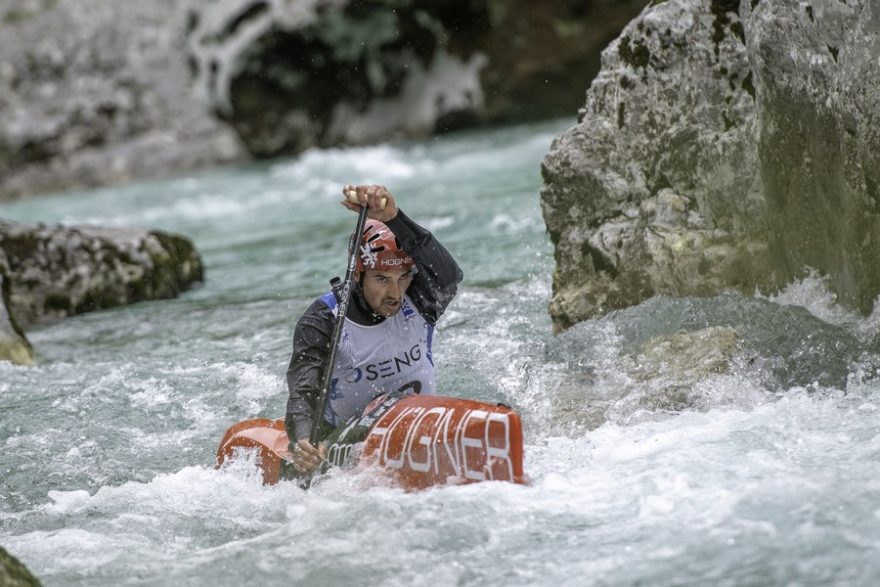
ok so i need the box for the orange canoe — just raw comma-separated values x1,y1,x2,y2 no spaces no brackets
216,394,527,489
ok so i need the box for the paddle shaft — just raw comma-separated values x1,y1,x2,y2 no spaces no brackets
309,202,369,446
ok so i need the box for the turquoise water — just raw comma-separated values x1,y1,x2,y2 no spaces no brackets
2,120,880,586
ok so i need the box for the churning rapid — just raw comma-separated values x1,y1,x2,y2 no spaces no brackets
2,120,880,586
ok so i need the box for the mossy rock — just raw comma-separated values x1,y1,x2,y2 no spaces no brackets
0,546,42,587
0,272,34,365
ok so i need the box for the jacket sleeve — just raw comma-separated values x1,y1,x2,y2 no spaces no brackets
284,298,335,443
386,208,463,325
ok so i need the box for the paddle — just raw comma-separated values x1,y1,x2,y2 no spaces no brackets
309,192,370,447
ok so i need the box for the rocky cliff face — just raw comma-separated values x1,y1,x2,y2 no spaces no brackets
185,0,648,157
0,0,244,200
541,0,880,330
744,0,880,315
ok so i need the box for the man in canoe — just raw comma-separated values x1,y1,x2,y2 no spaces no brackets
285,184,463,474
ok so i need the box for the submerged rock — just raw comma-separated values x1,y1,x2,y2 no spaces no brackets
0,546,41,587
541,0,880,330
0,221,203,326
544,323,748,432
542,291,873,432
623,325,740,409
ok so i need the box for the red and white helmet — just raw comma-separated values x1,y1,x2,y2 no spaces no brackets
356,219,414,273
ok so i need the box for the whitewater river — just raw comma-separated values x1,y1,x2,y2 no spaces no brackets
2,119,880,586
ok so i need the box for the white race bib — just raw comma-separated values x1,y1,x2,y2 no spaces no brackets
321,293,436,426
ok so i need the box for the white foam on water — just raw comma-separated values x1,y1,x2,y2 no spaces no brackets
45,489,93,514
125,426,205,453
3,428,54,450
270,143,433,185
4,385,880,586
129,377,175,408
763,271,880,342
504,389,880,582
158,360,282,411
37,173,324,230
3,458,295,578
5,527,143,574
231,363,284,413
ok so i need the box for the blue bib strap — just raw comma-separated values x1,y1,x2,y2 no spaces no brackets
320,291,338,315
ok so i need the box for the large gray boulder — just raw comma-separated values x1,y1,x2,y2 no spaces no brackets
0,0,244,200
185,0,648,157
0,221,203,326
540,0,880,330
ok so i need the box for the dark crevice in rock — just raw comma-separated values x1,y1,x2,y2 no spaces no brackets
43,293,72,314
223,2,269,41
741,71,756,99
185,10,199,36
866,175,880,210
588,207,629,230
722,110,734,131
619,34,651,69
418,1,492,48
710,0,742,56
726,69,739,91
584,242,619,277
650,173,673,196
730,21,745,44
226,6,447,156
434,108,481,134
827,44,839,62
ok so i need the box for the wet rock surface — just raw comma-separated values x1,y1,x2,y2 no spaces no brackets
0,546,41,587
541,0,880,330
744,0,880,315
0,220,203,328
0,270,34,365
